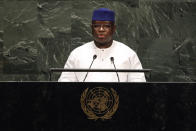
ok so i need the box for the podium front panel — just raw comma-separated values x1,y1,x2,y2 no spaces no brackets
0,82,195,131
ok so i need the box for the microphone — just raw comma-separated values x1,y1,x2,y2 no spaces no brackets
110,57,120,82
83,55,97,82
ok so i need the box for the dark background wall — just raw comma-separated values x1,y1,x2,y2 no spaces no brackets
0,0,195,81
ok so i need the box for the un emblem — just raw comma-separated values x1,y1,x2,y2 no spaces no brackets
81,87,119,120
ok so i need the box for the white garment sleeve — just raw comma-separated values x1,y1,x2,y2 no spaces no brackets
128,53,146,82
58,52,78,82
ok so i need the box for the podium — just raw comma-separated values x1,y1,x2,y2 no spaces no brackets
0,82,196,131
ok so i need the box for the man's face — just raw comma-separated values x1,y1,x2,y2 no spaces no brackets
92,21,115,45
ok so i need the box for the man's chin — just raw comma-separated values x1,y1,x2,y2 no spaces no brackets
94,39,110,44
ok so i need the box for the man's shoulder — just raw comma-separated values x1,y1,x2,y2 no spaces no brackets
113,40,136,55
71,41,94,54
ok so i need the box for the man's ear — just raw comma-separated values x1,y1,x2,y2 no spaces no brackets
112,25,116,34
91,24,94,34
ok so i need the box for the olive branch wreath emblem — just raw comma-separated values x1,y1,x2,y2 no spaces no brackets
80,87,119,120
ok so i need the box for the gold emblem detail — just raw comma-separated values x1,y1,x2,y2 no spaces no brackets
81,87,119,120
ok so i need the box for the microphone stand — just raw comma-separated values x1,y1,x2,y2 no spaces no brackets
83,55,97,82
110,57,120,82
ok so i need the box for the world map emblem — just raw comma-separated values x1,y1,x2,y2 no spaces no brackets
80,87,119,120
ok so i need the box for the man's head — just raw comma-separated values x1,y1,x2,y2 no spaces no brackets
91,8,116,48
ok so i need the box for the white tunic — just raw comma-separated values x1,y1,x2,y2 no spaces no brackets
58,40,146,82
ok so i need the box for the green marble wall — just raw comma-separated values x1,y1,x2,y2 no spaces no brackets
0,0,195,81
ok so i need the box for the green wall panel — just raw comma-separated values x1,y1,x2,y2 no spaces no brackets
0,0,195,81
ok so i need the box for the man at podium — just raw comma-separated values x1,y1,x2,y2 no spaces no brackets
58,8,146,82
